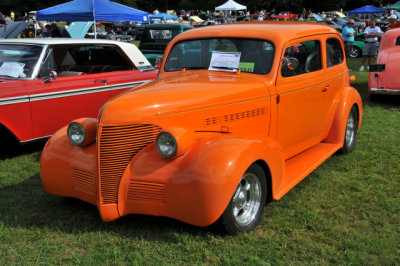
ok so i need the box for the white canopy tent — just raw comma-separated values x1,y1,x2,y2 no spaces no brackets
215,0,246,11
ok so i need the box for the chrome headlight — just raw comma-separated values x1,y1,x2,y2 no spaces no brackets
67,122,85,146
156,132,177,158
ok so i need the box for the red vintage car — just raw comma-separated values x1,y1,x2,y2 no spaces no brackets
271,11,295,21
0,39,157,147
369,28,400,99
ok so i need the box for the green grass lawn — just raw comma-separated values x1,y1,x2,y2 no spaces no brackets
1,58,399,264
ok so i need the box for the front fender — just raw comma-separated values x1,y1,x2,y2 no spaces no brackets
118,134,284,227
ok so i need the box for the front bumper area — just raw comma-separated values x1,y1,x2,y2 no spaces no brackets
40,127,238,226
369,88,400,95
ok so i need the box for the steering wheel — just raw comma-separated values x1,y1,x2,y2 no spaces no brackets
305,50,319,73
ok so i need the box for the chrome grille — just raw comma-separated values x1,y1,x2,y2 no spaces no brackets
98,124,161,204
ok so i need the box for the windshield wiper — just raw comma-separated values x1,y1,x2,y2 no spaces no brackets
211,66,236,71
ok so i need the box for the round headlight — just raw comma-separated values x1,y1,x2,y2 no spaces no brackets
67,122,85,146
156,132,177,158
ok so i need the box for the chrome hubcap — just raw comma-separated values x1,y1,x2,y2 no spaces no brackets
232,173,262,226
345,112,356,146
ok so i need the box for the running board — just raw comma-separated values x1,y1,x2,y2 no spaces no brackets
274,142,341,200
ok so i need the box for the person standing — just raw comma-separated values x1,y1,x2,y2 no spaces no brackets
105,23,116,40
386,14,400,31
359,19,382,71
342,19,356,69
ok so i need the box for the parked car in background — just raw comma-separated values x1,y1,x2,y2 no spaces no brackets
350,32,366,58
271,11,295,20
0,39,157,146
126,23,147,40
41,22,362,234
313,14,342,32
369,28,400,99
139,23,193,66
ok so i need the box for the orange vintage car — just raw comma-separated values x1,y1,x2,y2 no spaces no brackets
41,22,362,234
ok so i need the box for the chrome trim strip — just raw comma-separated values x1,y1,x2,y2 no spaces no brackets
109,79,151,91
370,88,400,95
0,80,152,106
20,135,52,144
0,95,30,106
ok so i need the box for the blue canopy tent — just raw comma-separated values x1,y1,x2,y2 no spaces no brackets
348,5,386,15
149,13,178,20
37,0,149,38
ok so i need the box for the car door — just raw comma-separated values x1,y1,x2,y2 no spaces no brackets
28,46,109,139
90,45,156,98
275,36,332,160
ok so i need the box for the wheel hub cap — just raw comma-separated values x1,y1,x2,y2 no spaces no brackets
232,173,262,226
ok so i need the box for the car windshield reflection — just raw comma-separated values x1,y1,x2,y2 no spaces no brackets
0,44,43,79
165,38,274,75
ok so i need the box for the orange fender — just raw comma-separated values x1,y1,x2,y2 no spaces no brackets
118,134,284,226
325,86,362,145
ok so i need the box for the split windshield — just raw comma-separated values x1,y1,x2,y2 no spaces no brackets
0,44,43,79
164,38,274,75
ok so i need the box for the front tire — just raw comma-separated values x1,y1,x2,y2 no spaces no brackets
221,164,267,234
338,106,358,154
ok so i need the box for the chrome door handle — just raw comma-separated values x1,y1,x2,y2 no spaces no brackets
94,79,108,85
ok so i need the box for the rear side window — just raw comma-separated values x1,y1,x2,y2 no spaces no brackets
396,36,400,45
281,40,321,77
326,38,343,67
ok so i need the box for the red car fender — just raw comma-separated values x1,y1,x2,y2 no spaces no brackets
325,86,363,145
118,134,284,227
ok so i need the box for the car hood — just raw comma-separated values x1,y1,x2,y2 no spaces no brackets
100,72,270,125
0,21,29,39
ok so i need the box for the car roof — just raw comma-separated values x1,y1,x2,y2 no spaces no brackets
171,22,340,46
0,38,154,68
144,23,193,30
380,28,400,50
0,38,130,45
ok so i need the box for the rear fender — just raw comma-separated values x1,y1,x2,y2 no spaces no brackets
118,134,284,226
325,86,362,145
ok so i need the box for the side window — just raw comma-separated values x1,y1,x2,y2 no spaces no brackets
396,36,400,45
38,48,55,78
281,40,321,77
326,38,343,67
67,45,133,74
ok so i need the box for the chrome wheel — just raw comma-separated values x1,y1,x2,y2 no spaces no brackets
232,173,262,226
338,106,358,155
345,111,356,148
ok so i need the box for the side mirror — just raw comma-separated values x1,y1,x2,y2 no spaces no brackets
41,71,57,84
283,57,299,70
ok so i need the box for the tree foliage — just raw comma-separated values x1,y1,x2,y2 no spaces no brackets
0,0,394,17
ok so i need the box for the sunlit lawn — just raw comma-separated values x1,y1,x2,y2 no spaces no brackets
0,58,399,264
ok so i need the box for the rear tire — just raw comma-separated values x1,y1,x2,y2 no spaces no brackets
338,106,358,154
350,47,361,58
221,164,267,234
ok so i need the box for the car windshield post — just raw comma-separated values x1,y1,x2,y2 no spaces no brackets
164,38,274,75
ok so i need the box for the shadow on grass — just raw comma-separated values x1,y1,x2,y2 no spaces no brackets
0,174,224,241
353,79,400,109
0,139,47,161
